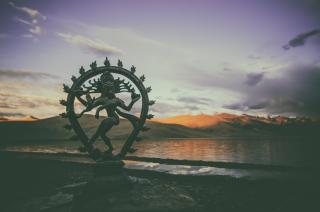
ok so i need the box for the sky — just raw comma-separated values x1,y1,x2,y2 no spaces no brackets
1,0,320,119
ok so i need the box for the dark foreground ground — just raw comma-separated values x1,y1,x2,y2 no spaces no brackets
0,152,319,212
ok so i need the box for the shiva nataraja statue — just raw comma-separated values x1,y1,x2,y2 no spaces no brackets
60,58,154,161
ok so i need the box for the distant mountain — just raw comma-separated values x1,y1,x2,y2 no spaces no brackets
153,113,238,128
153,113,319,137
0,117,9,121
0,114,212,145
0,115,39,122
153,113,313,129
0,113,319,146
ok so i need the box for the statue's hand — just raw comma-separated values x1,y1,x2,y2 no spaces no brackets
132,94,140,103
86,101,93,109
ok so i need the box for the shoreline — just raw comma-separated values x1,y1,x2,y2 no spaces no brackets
1,151,319,211
1,149,315,172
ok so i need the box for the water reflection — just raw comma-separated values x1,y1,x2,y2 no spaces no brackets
2,138,318,167
130,138,318,167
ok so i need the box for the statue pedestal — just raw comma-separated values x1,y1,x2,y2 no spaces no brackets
72,160,131,212
71,160,196,212
93,160,125,176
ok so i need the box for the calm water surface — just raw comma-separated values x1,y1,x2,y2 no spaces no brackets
3,138,319,167
130,138,319,167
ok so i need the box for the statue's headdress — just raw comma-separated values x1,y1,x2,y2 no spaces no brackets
101,72,115,83
82,71,135,95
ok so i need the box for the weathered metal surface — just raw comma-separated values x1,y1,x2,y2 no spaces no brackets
61,57,154,161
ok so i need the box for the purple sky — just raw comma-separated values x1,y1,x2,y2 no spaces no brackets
1,0,320,118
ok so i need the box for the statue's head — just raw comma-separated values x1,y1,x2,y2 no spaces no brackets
100,72,117,96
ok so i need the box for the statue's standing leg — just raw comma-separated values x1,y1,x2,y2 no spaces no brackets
88,118,108,147
101,134,113,152
98,118,116,151
88,131,99,146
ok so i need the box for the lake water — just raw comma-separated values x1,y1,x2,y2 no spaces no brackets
130,138,319,167
2,137,319,168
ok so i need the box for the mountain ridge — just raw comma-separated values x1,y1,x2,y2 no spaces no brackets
0,113,319,146
153,113,313,128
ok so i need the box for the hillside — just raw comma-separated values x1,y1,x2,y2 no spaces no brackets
0,113,319,146
153,114,319,136
0,115,212,145
153,113,313,128
153,113,239,128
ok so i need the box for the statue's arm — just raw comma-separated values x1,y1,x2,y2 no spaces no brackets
95,105,104,119
118,95,140,111
76,95,87,106
77,95,101,117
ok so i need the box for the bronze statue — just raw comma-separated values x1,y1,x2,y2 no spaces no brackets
60,58,154,161
77,72,140,154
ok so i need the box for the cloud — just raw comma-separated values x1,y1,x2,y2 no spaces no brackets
10,2,46,37
223,102,269,111
14,16,33,26
227,65,320,117
9,2,46,22
247,101,269,110
223,103,246,111
150,102,185,114
29,25,44,35
0,69,59,81
0,82,41,91
180,62,320,117
0,92,61,110
1,93,34,108
244,72,265,86
14,16,45,36
150,101,202,117
177,96,212,105
283,29,320,50
21,34,34,39
0,79,64,118
0,102,15,109
185,105,200,111
179,64,248,92
57,32,124,56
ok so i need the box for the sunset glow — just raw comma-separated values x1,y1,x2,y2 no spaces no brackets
1,0,320,119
